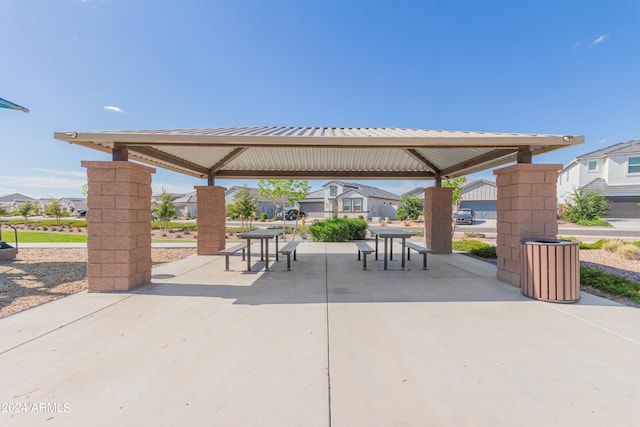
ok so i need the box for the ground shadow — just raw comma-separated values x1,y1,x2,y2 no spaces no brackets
0,260,87,313
133,250,536,306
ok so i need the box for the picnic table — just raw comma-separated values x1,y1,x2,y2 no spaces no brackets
368,228,414,270
237,229,284,271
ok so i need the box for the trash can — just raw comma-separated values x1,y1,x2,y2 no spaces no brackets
520,238,580,303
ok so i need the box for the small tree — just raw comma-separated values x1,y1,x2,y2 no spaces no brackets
17,200,37,225
563,188,609,223
45,197,64,226
258,179,310,240
396,194,424,221
442,176,467,237
230,186,257,231
258,179,287,219
0,205,7,220
154,189,176,231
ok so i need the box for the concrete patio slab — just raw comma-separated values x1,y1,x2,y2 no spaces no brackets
1,241,639,426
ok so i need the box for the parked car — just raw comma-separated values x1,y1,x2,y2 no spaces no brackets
456,208,475,225
276,208,306,220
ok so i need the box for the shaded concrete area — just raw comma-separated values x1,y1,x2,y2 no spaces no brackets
1,242,639,426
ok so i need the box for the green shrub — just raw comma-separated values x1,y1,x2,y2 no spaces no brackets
463,232,486,238
309,218,368,242
579,239,606,250
473,246,497,258
563,189,609,223
310,219,350,242
182,224,196,232
575,218,612,227
260,212,268,221
344,219,367,240
452,239,496,258
580,267,640,304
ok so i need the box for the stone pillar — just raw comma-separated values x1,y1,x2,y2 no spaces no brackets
82,161,155,292
195,186,227,255
424,187,453,254
494,164,562,286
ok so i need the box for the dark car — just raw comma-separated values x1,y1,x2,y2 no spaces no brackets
456,208,475,225
276,208,306,220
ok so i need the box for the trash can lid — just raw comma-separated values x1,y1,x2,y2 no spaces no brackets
521,238,578,245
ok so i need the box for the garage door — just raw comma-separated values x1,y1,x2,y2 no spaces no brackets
606,196,640,218
460,200,497,219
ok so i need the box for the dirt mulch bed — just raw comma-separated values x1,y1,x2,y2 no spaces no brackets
0,248,196,318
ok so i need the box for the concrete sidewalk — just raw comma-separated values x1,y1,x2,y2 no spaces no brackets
1,242,639,426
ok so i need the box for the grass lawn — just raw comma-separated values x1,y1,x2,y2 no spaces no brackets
0,231,87,243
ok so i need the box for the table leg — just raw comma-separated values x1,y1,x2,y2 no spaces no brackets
375,235,379,260
390,237,394,260
265,238,270,271
260,239,264,261
383,237,388,270
401,237,406,269
275,236,279,261
246,238,252,271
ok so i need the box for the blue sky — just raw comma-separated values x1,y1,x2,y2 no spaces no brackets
2,0,639,199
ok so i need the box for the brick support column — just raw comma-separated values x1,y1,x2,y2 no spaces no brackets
82,161,155,292
494,164,562,286
424,187,453,254
195,186,227,255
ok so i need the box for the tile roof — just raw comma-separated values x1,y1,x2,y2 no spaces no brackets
579,139,640,158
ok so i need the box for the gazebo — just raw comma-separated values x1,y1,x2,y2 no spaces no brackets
54,127,583,291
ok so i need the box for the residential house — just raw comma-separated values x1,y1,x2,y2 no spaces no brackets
38,197,87,216
307,181,400,220
558,139,640,218
459,179,497,219
0,193,38,213
225,186,279,218
296,189,324,218
405,179,498,219
172,192,197,219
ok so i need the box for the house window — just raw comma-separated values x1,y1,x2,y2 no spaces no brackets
353,198,362,212
343,199,351,211
587,160,598,172
330,186,337,196
629,157,640,174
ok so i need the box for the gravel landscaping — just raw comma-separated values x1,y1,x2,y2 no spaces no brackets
1,246,638,318
0,248,196,318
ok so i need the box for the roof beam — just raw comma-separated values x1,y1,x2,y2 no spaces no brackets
214,170,436,179
440,149,517,176
404,149,441,175
210,147,248,173
127,146,210,175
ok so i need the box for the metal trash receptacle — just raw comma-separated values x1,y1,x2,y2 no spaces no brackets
520,238,580,303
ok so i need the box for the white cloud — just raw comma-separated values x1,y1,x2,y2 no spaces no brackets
104,105,125,113
592,34,609,46
571,42,582,49
0,175,87,199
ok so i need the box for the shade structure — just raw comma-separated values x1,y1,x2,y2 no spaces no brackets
0,97,29,113
54,127,584,181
